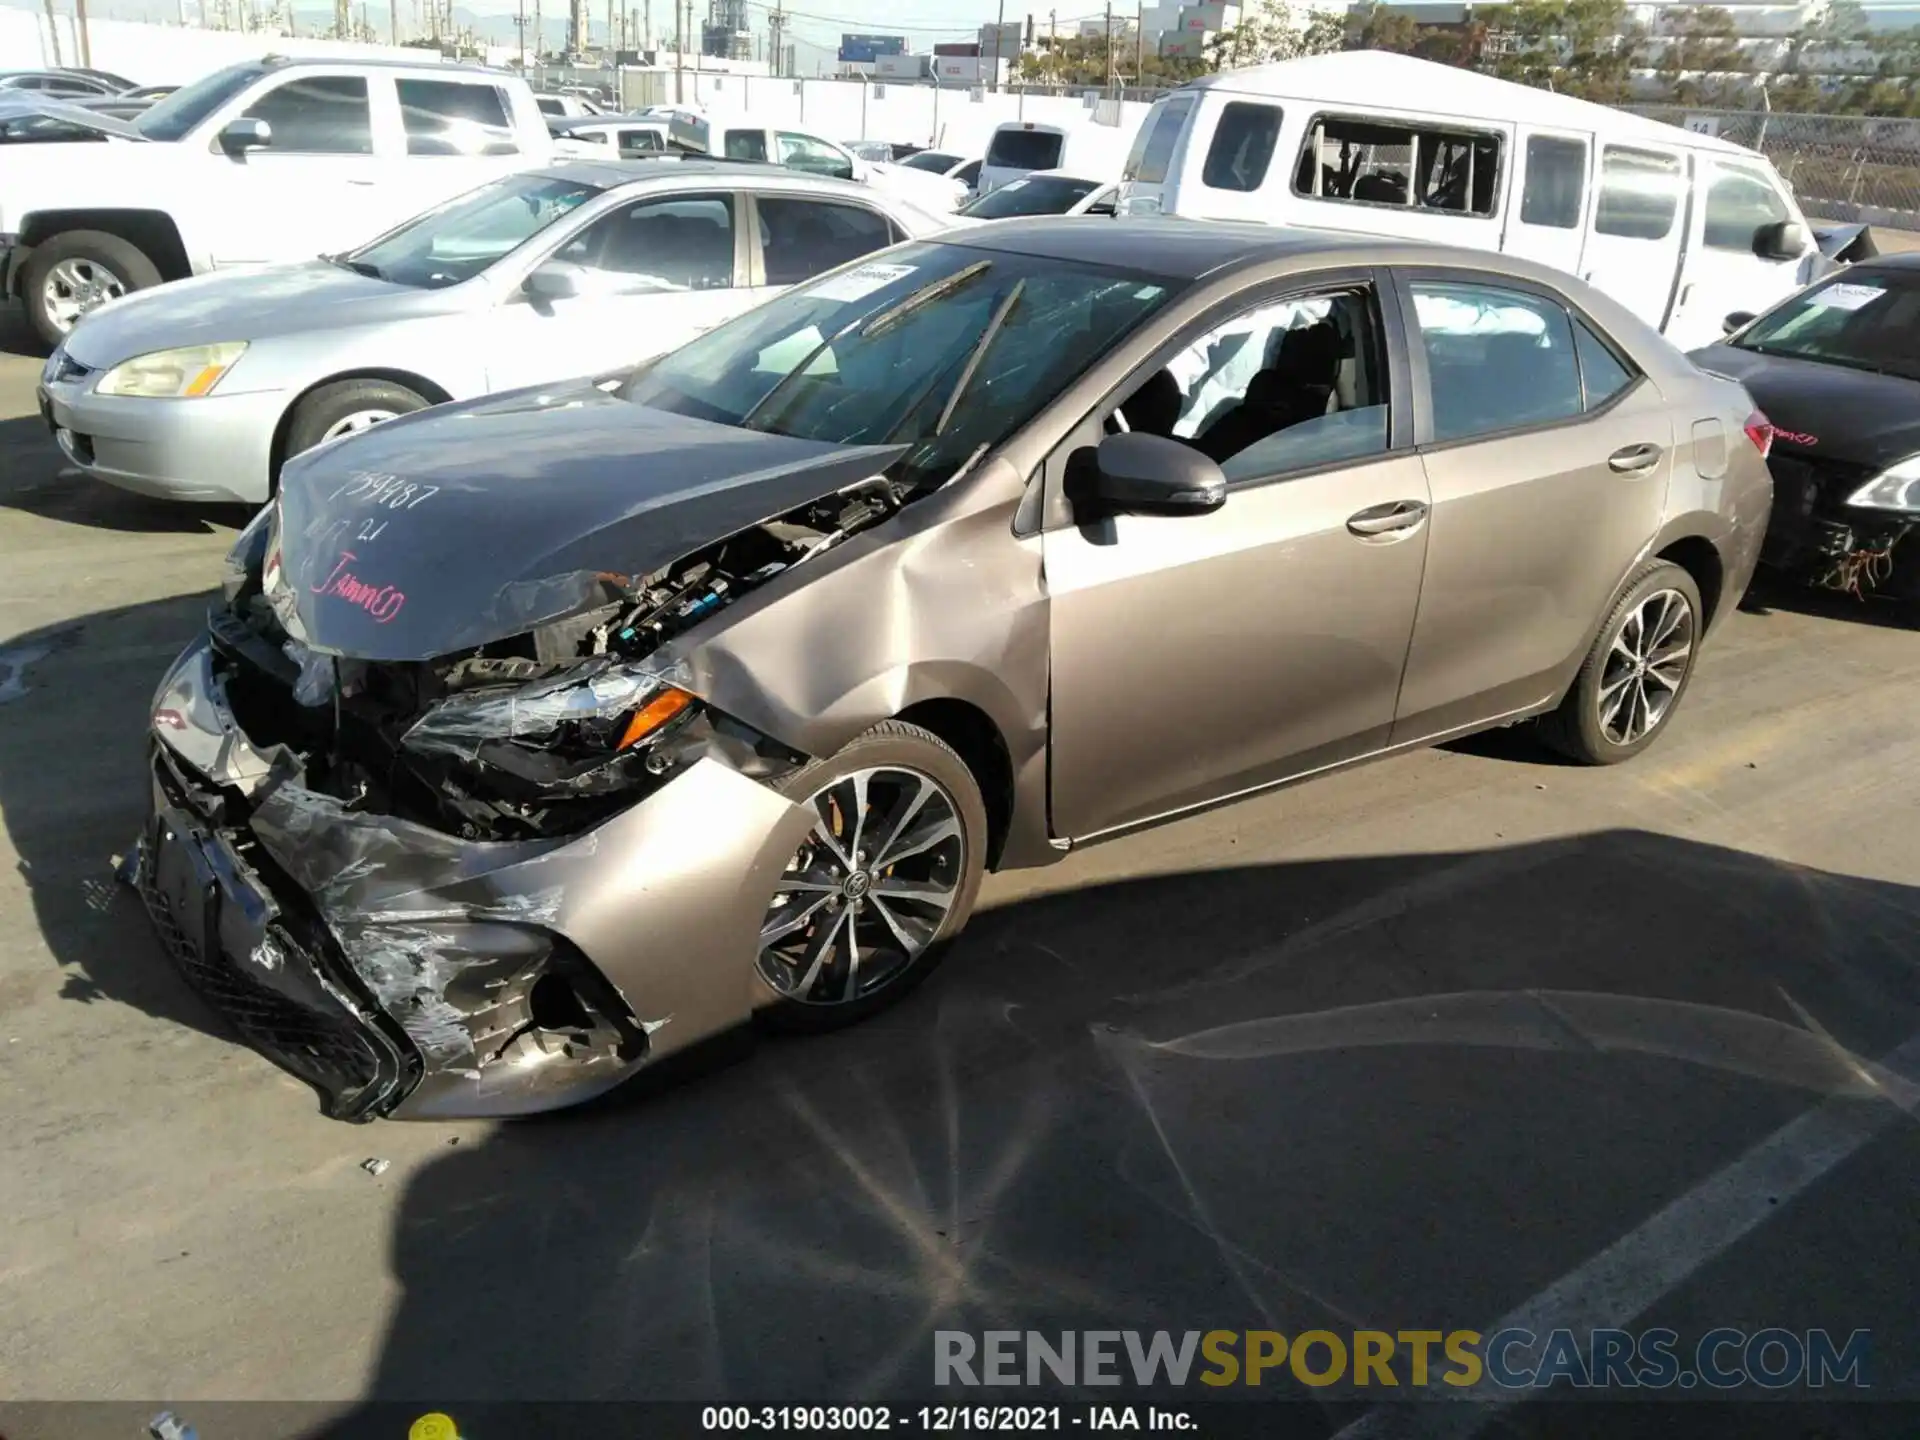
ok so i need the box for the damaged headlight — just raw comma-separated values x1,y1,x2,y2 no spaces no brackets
402,657,696,763
1846,456,1920,513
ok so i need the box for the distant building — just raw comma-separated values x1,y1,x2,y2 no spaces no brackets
838,32,907,63
701,0,750,58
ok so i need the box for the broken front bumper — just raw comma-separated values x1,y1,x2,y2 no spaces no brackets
135,632,814,1121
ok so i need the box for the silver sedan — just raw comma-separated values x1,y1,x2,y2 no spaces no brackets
36,160,952,504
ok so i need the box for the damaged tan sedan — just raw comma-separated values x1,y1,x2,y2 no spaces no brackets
131,219,1774,1120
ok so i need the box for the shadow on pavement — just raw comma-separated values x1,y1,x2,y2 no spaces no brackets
325,830,1919,1421
0,596,240,1048
0,414,252,535
1739,567,1918,631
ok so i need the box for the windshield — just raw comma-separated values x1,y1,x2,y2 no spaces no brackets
1734,269,1920,380
962,176,1101,218
133,62,265,141
342,174,602,289
904,151,961,173
619,241,1177,488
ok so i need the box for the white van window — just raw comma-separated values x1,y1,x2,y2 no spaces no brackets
725,128,768,162
1292,115,1500,217
1704,165,1790,251
1125,95,1193,184
1203,102,1283,193
1520,135,1586,229
988,127,1064,171
1595,147,1683,241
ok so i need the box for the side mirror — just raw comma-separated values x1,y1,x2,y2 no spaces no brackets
524,261,584,301
1754,219,1808,261
218,116,271,155
1079,432,1227,518
1723,310,1755,335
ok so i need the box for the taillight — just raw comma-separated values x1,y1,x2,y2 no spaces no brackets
1744,410,1775,459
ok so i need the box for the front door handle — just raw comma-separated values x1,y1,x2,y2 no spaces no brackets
1347,499,1428,538
1608,443,1663,474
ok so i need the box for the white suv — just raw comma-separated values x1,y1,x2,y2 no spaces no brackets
0,55,554,345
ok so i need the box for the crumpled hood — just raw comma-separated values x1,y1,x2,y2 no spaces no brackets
63,259,455,368
269,382,906,662
1691,343,1920,470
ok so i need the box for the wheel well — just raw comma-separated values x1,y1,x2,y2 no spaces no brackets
895,699,1014,871
14,210,191,290
268,370,455,489
1657,536,1725,628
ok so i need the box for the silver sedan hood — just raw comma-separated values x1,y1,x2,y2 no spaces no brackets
62,260,462,368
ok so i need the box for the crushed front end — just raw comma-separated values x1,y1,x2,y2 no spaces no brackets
1764,449,1920,601
129,472,908,1120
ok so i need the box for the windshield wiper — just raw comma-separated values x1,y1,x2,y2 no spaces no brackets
930,278,1024,437
740,262,998,437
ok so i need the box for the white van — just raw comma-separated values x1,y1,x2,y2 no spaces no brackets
1116,51,1823,352
979,119,1131,195
668,112,967,212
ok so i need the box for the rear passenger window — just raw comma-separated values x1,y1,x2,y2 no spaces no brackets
241,75,372,154
1574,320,1635,409
556,194,735,291
617,128,665,154
1595,146,1683,240
1125,95,1193,184
1411,283,1583,442
1704,165,1790,250
1293,114,1500,217
398,79,518,156
758,198,893,285
1521,135,1586,229
1202,102,1282,193
724,129,768,161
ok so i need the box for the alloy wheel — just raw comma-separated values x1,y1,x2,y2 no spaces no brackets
1596,588,1694,747
756,766,966,1006
320,408,401,442
42,259,127,332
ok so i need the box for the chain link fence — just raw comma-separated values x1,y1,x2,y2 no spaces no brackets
1624,105,1920,230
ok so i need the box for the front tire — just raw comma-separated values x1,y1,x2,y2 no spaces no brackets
22,230,162,348
1539,560,1703,765
283,379,430,465
755,721,987,1033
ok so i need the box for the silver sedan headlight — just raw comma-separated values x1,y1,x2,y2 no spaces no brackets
96,342,248,399
1845,456,1920,513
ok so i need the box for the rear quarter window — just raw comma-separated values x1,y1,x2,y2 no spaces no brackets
1202,101,1281,192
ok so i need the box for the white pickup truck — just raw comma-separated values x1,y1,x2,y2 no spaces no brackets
0,54,553,345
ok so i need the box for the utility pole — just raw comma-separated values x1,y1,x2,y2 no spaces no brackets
75,0,92,66
768,0,785,77
42,0,63,63
533,0,541,59
673,0,683,98
642,0,649,47
993,0,1006,89
605,0,613,57
1133,0,1142,86
516,0,526,66
1104,2,1114,92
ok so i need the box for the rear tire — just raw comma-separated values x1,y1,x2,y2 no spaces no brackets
22,230,162,348
283,379,430,466
754,720,987,1034
1538,560,1703,765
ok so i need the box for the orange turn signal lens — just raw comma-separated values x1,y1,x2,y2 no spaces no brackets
617,687,694,749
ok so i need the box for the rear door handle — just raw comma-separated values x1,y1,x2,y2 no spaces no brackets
1347,499,1428,538
1608,443,1663,474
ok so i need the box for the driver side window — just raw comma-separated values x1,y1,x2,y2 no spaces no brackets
553,194,736,292
1112,285,1391,483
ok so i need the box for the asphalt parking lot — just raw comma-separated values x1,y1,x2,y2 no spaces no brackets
0,303,1917,1437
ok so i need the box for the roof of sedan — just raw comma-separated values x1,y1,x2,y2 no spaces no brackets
531,157,886,192
943,216,1397,278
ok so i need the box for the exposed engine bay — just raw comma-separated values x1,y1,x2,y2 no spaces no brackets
216,476,907,844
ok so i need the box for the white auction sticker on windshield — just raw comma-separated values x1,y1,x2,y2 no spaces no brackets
1811,281,1884,311
804,262,916,303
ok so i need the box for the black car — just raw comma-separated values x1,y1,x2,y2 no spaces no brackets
1691,256,1920,603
